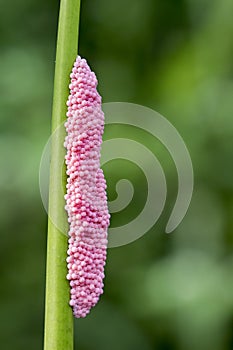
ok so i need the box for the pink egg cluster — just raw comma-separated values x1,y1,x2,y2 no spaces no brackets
64,56,110,318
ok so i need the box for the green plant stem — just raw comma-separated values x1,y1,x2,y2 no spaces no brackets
44,0,81,349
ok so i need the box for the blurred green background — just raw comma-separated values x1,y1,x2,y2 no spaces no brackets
1,0,233,349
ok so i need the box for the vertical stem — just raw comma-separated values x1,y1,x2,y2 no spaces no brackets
44,0,81,349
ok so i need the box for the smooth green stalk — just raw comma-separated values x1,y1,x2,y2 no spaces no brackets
44,0,81,349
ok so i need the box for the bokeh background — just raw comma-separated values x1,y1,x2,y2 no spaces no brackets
1,0,233,349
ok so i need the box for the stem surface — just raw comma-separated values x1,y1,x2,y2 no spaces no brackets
44,0,81,349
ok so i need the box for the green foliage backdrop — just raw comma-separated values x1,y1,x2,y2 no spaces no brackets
0,0,233,349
